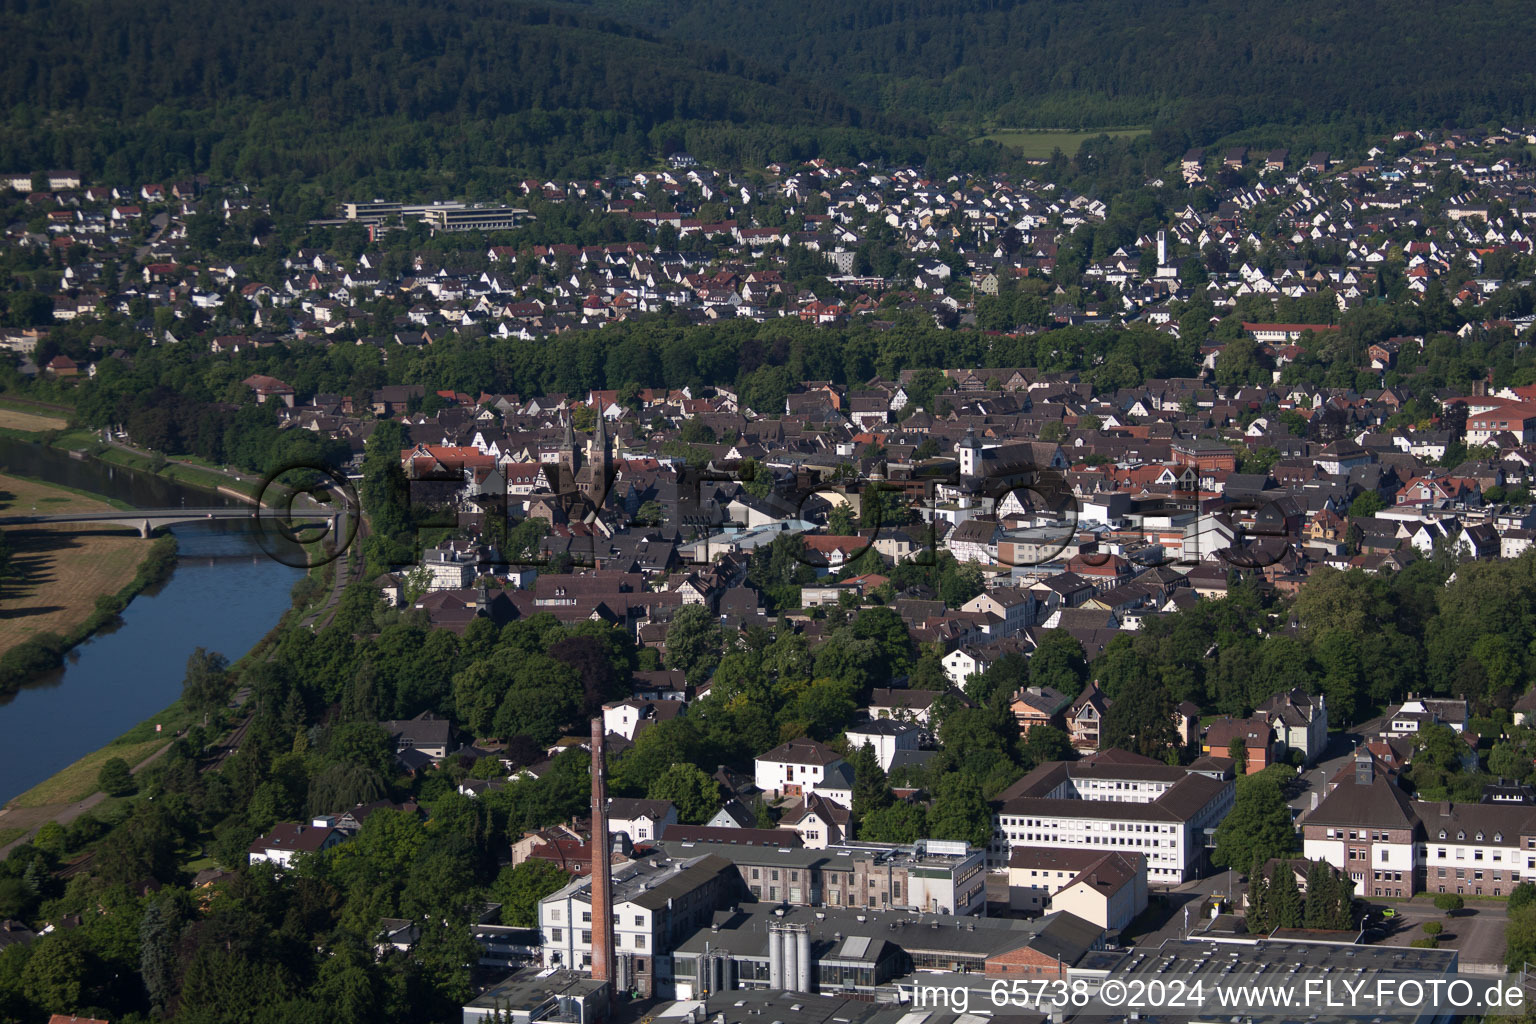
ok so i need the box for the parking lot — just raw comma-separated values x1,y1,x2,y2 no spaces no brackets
1361,898,1511,969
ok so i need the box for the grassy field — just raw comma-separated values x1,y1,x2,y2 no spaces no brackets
0,408,68,432
6,736,168,808
0,474,146,656
978,126,1149,158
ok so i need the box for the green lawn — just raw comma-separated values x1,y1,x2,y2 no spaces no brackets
977,126,1149,158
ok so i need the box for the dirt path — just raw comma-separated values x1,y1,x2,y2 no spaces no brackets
0,735,179,859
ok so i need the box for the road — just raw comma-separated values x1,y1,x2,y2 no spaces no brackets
133,211,170,263
1292,714,1388,819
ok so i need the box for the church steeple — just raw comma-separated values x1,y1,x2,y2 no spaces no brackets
558,414,579,481
588,409,611,491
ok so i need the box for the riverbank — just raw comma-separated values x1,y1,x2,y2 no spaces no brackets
0,395,265,502
0,532,327,856
0,481,179,696
0,473,181,686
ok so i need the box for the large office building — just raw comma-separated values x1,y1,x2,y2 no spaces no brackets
423,205,530,233
989,750,1234,881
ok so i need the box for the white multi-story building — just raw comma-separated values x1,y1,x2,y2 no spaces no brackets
754,738,848,801
843,719,921,772
990,751,1234,882
423,543,477,590
539,852,735,999
605,798,678,844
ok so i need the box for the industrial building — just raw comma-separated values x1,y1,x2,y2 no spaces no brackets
654,838,987,916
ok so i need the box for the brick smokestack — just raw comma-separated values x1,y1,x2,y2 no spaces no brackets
589,717,615,997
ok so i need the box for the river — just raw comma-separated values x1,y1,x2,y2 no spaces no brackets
0,439,305,803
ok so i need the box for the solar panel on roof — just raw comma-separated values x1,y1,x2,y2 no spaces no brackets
843,936,871,958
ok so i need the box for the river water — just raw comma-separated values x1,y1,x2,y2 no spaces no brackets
0,439,305,803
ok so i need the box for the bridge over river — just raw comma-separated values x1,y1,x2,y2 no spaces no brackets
0,506,343,537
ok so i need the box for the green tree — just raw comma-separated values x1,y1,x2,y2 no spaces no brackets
181,646,232,724
1246,859,1272,933
1270,860,1303,929
859,801,927,843
828,503,857,536
1228,737,1249,776
664,604,721,684
1020,725,1071,769
648,762,724,824
1102,675,1177,758
635,499,667,526
1348,491,1386,517
491,860,570,927
846,742,892,822
1027,631,1088,697
140,893,185,1016
1212,768,1296,869
1508,900,1536,969
21,938,87,1012
925,774,992,847
97,756,136,797
939,560,985,608
1433,893,1464,915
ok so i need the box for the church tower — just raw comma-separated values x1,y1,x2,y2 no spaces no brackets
558,414,579,484
581,411,612,501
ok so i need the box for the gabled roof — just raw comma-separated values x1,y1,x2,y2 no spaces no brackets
757,737,843,766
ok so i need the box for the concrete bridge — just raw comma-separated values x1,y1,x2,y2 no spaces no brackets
0,506,343,538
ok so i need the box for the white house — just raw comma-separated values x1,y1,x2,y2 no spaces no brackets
754,738,848,801
1254,688,1328,766
606,797,677,843
601,698,685,741
961,588,1036,636
247,821,345,869
1048,851,1148,933
843,719,922,773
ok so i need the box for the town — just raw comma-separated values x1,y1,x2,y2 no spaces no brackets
4,123,1536,1024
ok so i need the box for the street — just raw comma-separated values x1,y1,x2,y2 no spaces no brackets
1291,715,1387,819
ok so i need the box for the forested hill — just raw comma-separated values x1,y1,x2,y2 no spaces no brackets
569,0,1536,139
0,0,943,189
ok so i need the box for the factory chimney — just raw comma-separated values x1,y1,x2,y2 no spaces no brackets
590,718,615,1000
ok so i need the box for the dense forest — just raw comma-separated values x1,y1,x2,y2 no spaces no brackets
5,0,1535,191
571,0,1536,140
0,0,949,191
